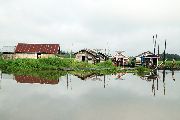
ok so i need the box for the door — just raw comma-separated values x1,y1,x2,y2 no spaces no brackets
82,56,85,62
37,53,41,59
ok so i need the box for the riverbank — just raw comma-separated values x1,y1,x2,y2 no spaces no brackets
0,57,150,75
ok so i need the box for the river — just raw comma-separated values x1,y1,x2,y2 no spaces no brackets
0,70,179,120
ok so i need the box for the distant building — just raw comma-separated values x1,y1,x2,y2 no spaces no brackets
74,49,108,64
112,51,129,66
136,51,159,67
15,43,60,59
0,46,16,59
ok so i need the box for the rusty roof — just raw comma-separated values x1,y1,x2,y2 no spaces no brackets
15,43,60,54
15,75,59,84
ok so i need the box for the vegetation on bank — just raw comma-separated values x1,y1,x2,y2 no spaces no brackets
0,58,114,71
0,57,152,76
158,61,180,69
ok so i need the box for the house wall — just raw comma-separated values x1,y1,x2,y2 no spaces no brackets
40,54,55,58
136,57,141,65
15,53,55,59
75,53,87,61
2,54,15,59
75,53,96,64
15,53,37,59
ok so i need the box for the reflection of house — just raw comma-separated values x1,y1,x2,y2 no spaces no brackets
0,73,14,79
136,51,159,67
74,73,97,80
116,72,126,80
15,43,60,59
74,72,104,81
15,75,59,84
112,51,129,66
0,46,16,59
140,74,159,81
74,49,108,64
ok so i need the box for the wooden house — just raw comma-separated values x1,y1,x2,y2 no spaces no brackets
74,49,108,64
112,51,129,66
0,46,16,59
15,43,60,59
136,51,159,67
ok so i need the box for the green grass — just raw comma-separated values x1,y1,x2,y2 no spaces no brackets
0,57,151,76
159,61,180,68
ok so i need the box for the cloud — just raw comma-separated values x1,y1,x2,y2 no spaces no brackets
0,0,180,55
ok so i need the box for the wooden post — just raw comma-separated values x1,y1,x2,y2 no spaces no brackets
104,75,106,88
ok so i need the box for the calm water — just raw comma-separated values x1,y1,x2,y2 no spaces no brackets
0,70,180,120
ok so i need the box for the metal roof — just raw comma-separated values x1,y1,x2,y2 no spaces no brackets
74,49,108,60
144,54,160,58
136,51,153,57
0,46,16,53
15,43,60,54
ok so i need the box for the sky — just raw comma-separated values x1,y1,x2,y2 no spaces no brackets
0,0,180,56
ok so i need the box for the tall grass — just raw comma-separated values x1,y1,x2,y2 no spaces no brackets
159,61,180,68
0,58,150,74
0,58,74,71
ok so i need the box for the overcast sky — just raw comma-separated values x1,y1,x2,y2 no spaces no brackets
0,0,180,56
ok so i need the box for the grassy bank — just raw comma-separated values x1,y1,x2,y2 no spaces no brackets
0,58,150,75
158,61,180,69
0,58,115,71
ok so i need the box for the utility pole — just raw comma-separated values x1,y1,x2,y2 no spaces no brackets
70,43,74,59
153,34,157,55
163,40,167,64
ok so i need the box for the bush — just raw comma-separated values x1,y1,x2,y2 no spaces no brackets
96,60,114,68
135,66,149,73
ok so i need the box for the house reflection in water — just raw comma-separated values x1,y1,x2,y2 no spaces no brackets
74,73,108,88
114,73,126,80
140,71,159,96
74,73,97,81
15,75,59,84
140,70,176,96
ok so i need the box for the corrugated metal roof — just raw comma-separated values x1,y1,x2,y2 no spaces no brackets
15,43,60,54
136,51,153,57
0,46,16,53
74,49,107,59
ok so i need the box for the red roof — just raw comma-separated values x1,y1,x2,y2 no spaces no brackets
15,43,60,54
15,75,59,84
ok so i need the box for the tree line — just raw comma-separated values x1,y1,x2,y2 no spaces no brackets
159,53,180,61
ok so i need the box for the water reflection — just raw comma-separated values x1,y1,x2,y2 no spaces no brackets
15,75,59,84
139,69,177,96
0,70,180,120
0,70,178,96
73,73,109,88
74,73,97,80
115,72,126,80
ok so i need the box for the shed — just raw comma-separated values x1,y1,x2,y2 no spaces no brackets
112,51,129,66
74,49,108,64
136,51,159,67
0,46,16,59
